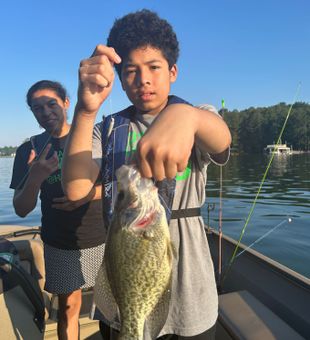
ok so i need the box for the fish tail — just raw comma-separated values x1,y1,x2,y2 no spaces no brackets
120,316,144,340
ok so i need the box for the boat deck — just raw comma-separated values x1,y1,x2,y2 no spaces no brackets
1,225,309,339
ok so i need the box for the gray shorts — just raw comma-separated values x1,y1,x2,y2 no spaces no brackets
44,243,105,294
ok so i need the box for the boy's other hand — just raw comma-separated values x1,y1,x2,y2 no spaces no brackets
77,45,121,115
137,105,196,181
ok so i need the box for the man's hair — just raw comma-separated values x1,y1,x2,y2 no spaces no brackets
107,9,179,78
26,80,68,108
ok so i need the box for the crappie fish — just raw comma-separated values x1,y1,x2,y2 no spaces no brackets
94,165,174,340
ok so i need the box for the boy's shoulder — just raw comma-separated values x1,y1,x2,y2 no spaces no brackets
168,95,191,106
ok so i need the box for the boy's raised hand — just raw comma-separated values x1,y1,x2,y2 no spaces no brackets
77,45,121,115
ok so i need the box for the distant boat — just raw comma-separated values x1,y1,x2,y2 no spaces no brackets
264,142,293,155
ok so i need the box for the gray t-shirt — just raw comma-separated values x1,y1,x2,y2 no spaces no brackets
92,106,229,337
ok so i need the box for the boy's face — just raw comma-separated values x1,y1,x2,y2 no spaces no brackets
121,45,177,116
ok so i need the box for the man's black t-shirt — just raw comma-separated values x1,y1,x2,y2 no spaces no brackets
10,133,106,250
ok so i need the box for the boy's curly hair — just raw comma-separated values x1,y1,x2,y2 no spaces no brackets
107,9,179,79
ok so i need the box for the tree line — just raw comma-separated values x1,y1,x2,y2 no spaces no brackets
1,102,309,155
0,146,17,156
221,102,310,153
0,138,29,156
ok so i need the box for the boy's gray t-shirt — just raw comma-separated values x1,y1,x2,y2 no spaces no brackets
92,109,229,337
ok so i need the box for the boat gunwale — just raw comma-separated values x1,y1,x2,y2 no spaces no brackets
207,228,310,288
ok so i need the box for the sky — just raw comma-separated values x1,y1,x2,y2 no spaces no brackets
1,0,309,146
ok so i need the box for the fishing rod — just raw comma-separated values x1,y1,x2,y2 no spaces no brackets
218,154,224,286
206,203,215,233
15,127,56,191
221,82,301,285
217,98,226,287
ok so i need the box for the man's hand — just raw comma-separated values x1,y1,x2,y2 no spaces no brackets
28,144,58,183
12,144,59,217
52,184,99,211
51,196,83,211
77,45,121,115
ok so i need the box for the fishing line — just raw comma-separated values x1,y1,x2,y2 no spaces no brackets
109,95,113,116
221,82,301,284
214,217,292,275
235,217,292,258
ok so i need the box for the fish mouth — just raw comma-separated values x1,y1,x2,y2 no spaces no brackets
116,165,159,231
130,187,158,230
134,210,155,229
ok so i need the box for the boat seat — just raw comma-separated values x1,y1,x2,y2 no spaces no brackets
0,228,101,338
0,234,51,339
218,290,305,340
11,238,52,312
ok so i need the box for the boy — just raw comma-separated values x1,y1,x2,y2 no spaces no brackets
62,9,231,339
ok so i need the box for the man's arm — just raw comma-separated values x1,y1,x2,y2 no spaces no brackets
14,186,40,218
62,45,121,201
137,104,231,180
13,145,58,217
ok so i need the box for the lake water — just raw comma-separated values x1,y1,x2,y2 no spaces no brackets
0,157,41,226
205,153,309,278
1,155,309,278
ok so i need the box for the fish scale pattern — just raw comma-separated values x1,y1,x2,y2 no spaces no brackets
94,165,173,340
106,213,172,340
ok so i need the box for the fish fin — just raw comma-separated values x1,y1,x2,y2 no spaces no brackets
93,257,121,331
167,239,177,268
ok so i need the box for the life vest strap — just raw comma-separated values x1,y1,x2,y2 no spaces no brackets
170,207,201,219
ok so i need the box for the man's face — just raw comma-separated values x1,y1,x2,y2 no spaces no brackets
30,89,68,136
121,45,178,116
